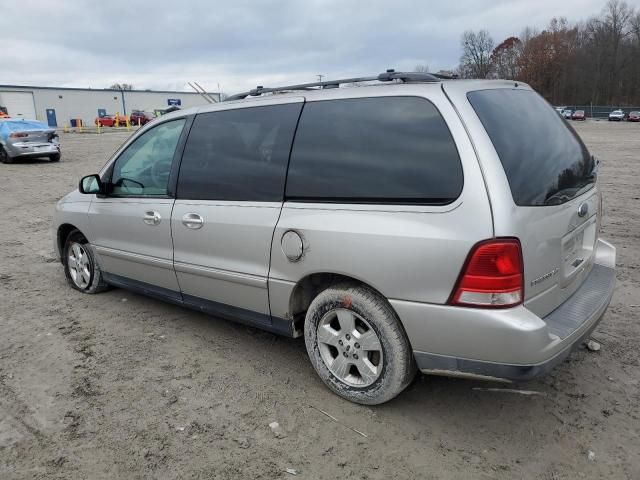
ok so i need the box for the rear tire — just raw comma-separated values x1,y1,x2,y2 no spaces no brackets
49,153,60,162
0,146,12,164
62,230,110,294
304,284,416,405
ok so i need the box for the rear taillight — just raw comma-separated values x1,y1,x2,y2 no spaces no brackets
9,132,28,138
450,238,523,308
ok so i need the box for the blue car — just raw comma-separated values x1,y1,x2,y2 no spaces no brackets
0,119,60,163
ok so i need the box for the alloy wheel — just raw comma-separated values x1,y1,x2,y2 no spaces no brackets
316,308,384,387
67,242,91,289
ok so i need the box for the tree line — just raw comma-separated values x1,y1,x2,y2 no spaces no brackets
456,0,640,106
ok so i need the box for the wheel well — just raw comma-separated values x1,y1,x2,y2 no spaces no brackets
57,223,80,262
288,273,386,336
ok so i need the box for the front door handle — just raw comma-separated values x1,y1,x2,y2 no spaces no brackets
143,210,161,226
182,213,204,229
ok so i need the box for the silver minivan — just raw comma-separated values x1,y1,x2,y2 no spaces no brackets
53,72,616,404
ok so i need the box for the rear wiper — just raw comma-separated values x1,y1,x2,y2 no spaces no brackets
587,155,600,180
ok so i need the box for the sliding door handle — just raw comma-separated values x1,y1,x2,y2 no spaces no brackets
182,213,204,229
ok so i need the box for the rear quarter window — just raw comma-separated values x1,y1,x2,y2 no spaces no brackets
285,96,463,204
467,88,595,206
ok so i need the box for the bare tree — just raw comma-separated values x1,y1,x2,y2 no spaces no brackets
519,26,539,45
459,30,494,78
109,83,134,90
603,0,634,102
580,1,636,104
454,2,640,105
413,64,429,73
632,11,640,40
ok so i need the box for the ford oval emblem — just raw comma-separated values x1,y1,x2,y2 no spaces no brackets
578,202,589,217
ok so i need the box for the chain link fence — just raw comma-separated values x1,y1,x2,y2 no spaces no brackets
556,105,640,119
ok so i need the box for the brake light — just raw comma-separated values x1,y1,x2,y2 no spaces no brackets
9,132,28,138
450,238,523,308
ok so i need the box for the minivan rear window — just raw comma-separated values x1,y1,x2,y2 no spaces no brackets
467,89,595,206
285,97,463,204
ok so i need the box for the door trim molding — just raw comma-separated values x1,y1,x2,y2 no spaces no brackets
174,261,268,288
94,245,174,270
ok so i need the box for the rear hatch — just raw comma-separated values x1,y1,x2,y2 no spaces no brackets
445,82,599,318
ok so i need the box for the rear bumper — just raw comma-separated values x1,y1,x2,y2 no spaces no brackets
6,141,60,158
393,239,616,382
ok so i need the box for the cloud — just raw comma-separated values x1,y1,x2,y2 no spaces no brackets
0,0,633,94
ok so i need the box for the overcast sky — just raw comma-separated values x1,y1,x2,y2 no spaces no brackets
2,0,638,95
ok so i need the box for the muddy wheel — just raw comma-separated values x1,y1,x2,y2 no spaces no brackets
304,284,416,405
63,230,110,294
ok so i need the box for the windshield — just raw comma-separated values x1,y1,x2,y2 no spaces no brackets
468,88,595,206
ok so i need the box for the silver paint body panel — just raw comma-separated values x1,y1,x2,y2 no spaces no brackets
88,197,178,291
405,239,615,370
172,201,281,315
269,83,493,318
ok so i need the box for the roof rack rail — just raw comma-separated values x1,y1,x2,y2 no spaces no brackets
224,69,442,101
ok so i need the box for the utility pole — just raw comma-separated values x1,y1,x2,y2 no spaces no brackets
317,74,324,83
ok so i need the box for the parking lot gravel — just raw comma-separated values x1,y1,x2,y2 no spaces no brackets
1,122,639,479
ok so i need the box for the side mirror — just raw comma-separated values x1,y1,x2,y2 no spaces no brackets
79,174,104,194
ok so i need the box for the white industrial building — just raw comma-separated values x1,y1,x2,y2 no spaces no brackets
0,85,220,127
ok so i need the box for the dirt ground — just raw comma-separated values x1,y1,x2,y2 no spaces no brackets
0,121,638,480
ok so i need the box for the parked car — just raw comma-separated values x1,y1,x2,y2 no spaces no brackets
95,114,128,127
627,111,640,122
53,72,616,404
95,115,114,127
129,110,155,126
571,110,586,121
0,119,60,163
608,109,625,121
154,106,181,117
562,109,573,119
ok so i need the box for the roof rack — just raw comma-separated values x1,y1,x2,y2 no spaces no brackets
224,69,442,101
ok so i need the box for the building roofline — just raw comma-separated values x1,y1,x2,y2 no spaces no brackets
0,84,219,95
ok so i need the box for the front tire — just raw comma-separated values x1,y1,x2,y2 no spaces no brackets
63,230,109,294
49,153,60,162
304,284,416,405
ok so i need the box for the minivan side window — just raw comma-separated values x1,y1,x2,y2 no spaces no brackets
285,97,463,204
110,118,186,196
177,103,302,202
